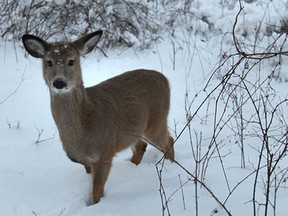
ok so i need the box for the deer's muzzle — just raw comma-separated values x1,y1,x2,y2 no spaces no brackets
53,79,67,90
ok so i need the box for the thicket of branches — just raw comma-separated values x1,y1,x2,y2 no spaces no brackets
0,0,188,50
1,0,286,51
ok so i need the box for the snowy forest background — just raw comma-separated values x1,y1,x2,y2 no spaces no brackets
1,0,288,216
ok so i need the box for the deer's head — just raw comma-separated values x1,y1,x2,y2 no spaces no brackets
22,31,103,94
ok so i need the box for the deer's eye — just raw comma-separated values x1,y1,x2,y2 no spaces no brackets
47,60,53,67
68,60,74,66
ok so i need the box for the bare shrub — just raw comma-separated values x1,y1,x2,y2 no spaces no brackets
156,2,288,215
0,0,193,50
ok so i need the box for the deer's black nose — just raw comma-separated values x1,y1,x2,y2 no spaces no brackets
53,79,67,89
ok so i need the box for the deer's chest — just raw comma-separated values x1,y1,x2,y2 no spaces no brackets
60,132,101,165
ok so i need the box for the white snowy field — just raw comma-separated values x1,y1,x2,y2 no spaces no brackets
1,1,288,216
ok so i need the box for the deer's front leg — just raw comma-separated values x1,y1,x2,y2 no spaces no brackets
91,156,113,204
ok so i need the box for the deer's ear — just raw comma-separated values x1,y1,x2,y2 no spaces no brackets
22,35,50,58
73,31,103,56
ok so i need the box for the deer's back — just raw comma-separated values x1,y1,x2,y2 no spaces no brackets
88,69,169,105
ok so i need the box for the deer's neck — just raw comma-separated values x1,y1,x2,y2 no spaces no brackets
50,86,93,135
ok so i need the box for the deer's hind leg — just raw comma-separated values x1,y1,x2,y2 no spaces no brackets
84,165,91,173
164,135,175,161
144,127,175,161
131,139,147,165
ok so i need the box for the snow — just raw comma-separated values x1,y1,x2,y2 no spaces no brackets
1,1,288,216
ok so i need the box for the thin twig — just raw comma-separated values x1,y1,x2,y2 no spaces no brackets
0,65,26,106
34,125,56,144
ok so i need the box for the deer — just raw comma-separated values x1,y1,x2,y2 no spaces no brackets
22,30,174,204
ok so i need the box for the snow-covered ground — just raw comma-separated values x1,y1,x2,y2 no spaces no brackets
1,1,288,216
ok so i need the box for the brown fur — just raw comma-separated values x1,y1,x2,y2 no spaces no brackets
22,31,174,204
